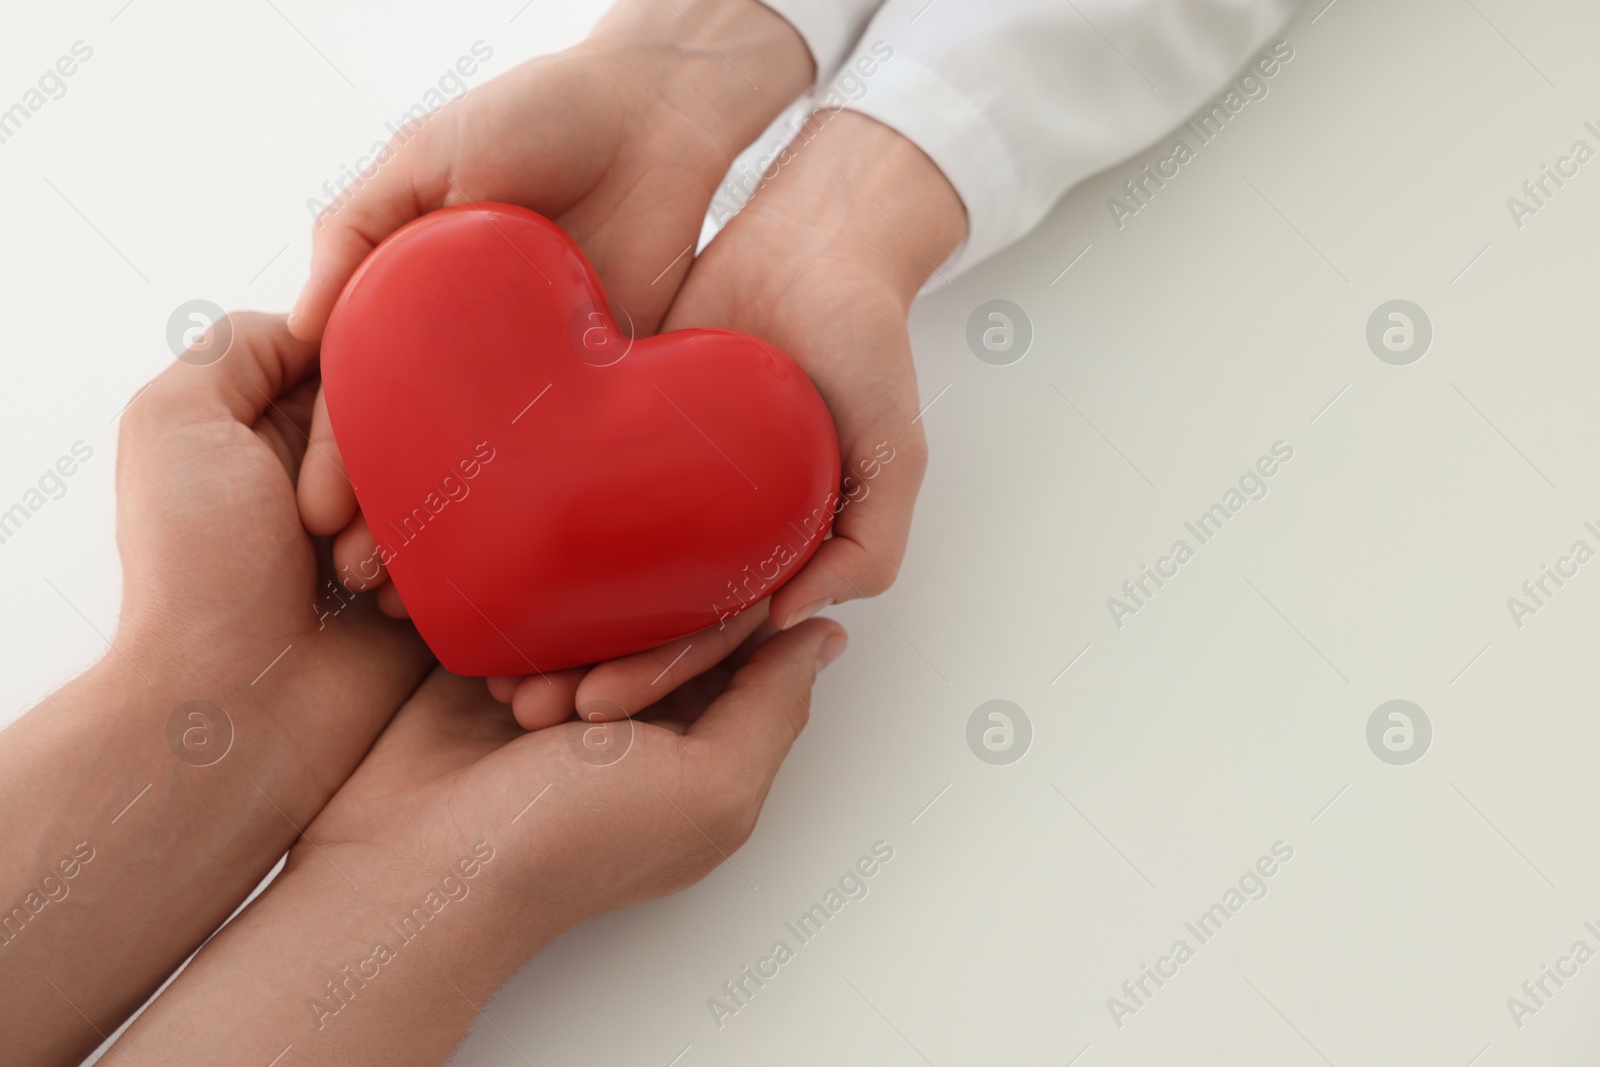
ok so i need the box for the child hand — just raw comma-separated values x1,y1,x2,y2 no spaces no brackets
499,110,967,723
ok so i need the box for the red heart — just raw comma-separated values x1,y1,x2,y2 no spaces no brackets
321,204,840,675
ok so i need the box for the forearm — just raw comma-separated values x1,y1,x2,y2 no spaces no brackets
114,837,553,1065
0,660,360,1064
108,620,843,1064
835,0,1302,275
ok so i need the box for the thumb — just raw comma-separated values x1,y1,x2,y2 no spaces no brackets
288,119,453,341
135,312,319,430
685,618,848,788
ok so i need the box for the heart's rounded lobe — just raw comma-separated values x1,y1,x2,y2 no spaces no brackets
322,204,840,675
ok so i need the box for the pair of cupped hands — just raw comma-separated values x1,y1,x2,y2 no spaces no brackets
1,1,965,1062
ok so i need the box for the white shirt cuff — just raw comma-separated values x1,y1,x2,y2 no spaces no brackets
838,52,1016,284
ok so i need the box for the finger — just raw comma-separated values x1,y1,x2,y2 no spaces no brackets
723,614,781,673
636,665,737,729
252,374,320,481
684,618,847,785
332,513,389,594
486,676,520,704
288,124,445,341
135,312,321,431
634,619,778,730
574,601,770,719
768,428,926,628
511,667,586,730
377,582,409,618
297,387,360,536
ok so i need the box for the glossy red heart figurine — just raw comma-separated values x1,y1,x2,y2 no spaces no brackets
321,204,840,675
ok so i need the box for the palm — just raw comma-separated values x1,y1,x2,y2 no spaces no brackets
279,617,839,973
294,668,712,921
294,672,527,849
659,217,927,620
560,218,926,720
668,239,920,456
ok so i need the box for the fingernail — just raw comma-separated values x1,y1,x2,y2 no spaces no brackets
785,597,833,630
815,632,848,676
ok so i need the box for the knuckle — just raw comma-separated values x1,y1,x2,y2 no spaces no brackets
389,116,432,147
705,795,760,854
852,552,902,598
226,308,269,332
903,432,929,472
897,421,928,459
123,382,182,436
723,808,761,853
791,700,812,742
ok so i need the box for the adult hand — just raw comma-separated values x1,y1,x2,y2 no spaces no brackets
110,619,847,1065
291,0,813,620
114,313,434,760
0,313,431,1065
558,110,967,722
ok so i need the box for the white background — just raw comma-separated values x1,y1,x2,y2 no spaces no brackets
4,0,1600,1064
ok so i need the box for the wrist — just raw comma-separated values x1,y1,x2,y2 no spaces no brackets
735,109,968,305
115,845,557,1063
311,817,591,960
89,611,382,845
309,837,555,988
100,620,313,802
586,0,814,163
75,650,320,835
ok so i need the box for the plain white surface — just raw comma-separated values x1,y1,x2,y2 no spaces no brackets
5,0,1600,1064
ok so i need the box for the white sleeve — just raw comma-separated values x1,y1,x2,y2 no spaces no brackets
826,0,1306,278
758,0,889,78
